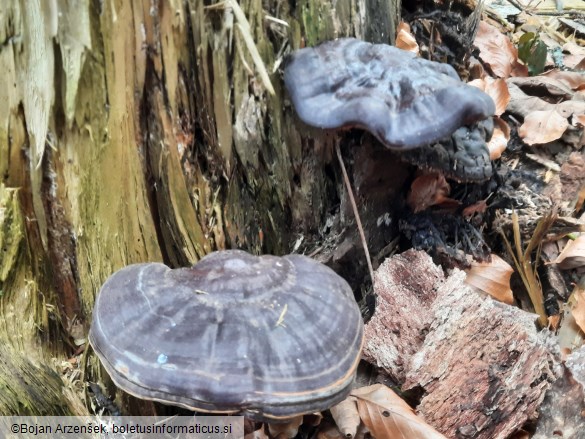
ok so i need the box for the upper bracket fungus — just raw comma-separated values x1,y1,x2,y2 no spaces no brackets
284,37,495,152
89,250,364,421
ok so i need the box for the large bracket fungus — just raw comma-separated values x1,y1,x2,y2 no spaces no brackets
284,38,496,181
89,250,364,421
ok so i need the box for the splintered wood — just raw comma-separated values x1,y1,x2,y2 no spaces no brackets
363,250,559,439
362,250,444,382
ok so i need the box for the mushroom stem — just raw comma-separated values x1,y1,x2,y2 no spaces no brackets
335,141,375,287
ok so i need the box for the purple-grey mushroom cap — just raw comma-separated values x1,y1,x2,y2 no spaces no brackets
284,38,496,150
89,250,364,421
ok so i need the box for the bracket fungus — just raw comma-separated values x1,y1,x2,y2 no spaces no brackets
284,38,495,151
89,250,364,421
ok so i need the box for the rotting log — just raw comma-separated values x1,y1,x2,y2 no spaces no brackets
0,0,400,415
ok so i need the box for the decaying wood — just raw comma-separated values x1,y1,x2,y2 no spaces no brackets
533,360,585,438
362,250,444,381
364,250,560,438
0,345,71,415
0,0,402,415
566,344,585,391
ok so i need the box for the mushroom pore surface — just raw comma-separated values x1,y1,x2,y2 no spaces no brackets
89,250,364,421
283,38,495,150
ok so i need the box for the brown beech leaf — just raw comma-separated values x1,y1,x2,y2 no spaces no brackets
508,76,575,100
465,254,514,304
543,70,585,91
316,424,345,439
551,235,585,270
475,21,522,78
518,109,569,145
506,81,585,120
486,78,511,116
562,41,585,70
488,116,510,159
462,199,488,218
578,185,585,213
571,287,585,334
245,426,270,439
267,415,303,439
558,302,585,360
407,173,457,213
330,397,360,439
469,78,510,116
351,384,447,439
548,314,561,332
396,21,419,54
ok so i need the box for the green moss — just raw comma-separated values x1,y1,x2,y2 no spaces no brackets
301,0,336,46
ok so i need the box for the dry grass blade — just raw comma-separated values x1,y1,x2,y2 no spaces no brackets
351,384,447,439
228,0,275,95
335,142,375,285
500,211,557,326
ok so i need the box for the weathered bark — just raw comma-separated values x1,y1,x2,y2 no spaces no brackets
0,0,400,415
363,250,559,439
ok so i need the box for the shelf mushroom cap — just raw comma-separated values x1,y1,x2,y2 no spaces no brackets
284,38,496,150
89,250,364,421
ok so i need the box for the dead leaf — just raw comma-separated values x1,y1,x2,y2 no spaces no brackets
465,254,514,304
488,116,510,160
562,41,585,70
506,81,549,118
396,21,419,54
548,314,561,332
558,299,585,360
469,78,510,116
518,109,569,145
354,423,370,439
506,81,585,120
330,397,360,439
575,59,585,71
304,412,323,427
462,199,488,218
571,287,585,334
485,78,511,116
316,424,345,439
407,173,457,213
267,415,303,439
351,384,447,439
551,235,585,270
543,70,585,91
244,425,270,439
509,429,532,439
475,21,525,78
577,185,585,213
508,76,575,100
